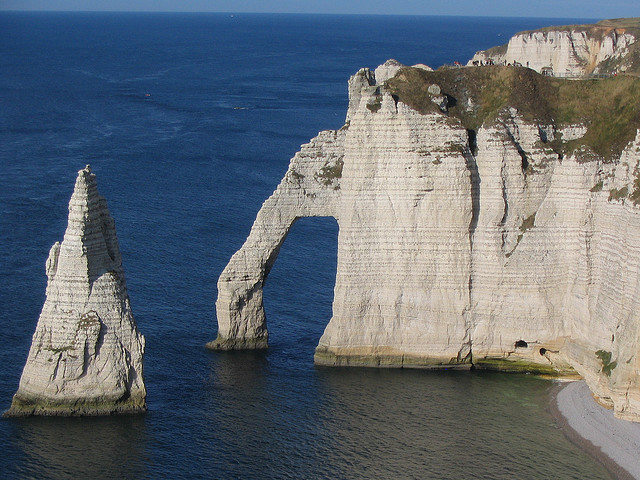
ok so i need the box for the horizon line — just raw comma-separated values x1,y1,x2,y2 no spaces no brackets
0,10,604,20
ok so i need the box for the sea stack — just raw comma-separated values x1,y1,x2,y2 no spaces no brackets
5,166,145,417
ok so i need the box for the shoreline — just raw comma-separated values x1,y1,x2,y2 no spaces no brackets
550,380,640,480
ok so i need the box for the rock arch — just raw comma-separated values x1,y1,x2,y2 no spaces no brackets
207,129,345,350
208,64,640,421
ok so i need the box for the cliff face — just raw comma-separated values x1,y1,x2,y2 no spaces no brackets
468,19,640,76
5,166,146,416
212,60,640,422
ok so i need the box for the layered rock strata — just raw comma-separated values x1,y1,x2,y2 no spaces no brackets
5,166,146,417
209,129,345,349
212,62,640,422
468,19,639,76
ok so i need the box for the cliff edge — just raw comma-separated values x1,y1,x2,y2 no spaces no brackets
5,166,146,417
211,56,640,422
468,18,640,77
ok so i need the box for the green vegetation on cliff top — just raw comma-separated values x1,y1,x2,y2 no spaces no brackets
386,66,640,161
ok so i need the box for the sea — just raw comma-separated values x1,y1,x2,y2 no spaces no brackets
0,11,614,479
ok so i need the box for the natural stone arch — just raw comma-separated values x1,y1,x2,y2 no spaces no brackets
208,62,640,421
207,129,345,350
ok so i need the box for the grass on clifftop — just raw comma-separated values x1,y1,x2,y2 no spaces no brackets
386,66,640,161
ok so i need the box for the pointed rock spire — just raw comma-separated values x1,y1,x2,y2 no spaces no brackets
5,165,146,416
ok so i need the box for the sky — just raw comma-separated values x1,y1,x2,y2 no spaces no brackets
0,0,638,19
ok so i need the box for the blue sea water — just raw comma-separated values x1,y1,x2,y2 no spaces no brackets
0,11,613,479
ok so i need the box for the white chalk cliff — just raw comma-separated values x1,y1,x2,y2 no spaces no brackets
468,19,639,76
211,57,640,422
5,166,146,416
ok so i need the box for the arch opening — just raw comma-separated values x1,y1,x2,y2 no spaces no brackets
263,216,339,361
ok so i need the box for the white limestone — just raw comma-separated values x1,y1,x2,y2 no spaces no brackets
212,63,640,422
468,27,636,76
374,58,404,83
559,124,587,141
209,130,345,350
5,166,145,416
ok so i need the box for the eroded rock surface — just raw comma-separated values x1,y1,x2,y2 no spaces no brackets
208,130,345,350
5,166,145,417
468,19,639,76
212,61,640,422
